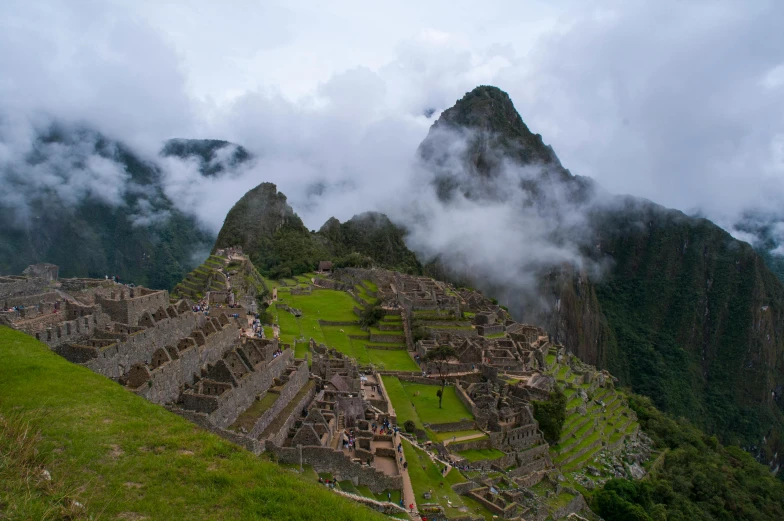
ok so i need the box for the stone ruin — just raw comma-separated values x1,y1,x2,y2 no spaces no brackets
3,263,406,497
4,262,634,517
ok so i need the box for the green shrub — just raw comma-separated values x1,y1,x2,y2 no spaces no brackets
533,386,566,444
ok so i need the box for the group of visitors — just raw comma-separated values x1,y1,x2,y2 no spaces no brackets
341,429,357,451
192,299,210,315
317,477,338,489
249,316,265,339
371,417,397,436
272,347,283,359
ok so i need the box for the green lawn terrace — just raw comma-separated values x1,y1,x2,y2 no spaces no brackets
171,253,229,300
0,327,388,521
546,349,647,487
411,310,477,337
276,273,316,289
380,376,493,457
271,289,418,372
353,280,380,306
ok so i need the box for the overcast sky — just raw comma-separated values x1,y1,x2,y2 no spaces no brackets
1,0,783,237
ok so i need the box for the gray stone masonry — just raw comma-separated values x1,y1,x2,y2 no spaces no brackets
265,442,403,493
168,406,262,455
35,312,111,349
265,383,318,446
183,350,295,429
94,288,170,326
85,312,203,378
247,361,310,439
135,323,241,404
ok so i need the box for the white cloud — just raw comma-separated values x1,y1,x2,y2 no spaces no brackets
0,0,782,256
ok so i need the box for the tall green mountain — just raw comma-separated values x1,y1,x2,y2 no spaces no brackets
213,183,421,278
0,127,214,289
416,86,784,471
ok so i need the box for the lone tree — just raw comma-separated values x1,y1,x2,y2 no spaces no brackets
532,385,567,444
423,345,457,409
359,305,385,328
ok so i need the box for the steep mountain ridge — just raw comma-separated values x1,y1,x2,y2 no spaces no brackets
213,183,422,277
415,86,784,469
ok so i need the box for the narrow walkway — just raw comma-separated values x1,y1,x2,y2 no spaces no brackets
443,432,487,446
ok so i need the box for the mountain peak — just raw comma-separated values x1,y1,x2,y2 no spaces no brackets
418,85,569,201
423,86,558,167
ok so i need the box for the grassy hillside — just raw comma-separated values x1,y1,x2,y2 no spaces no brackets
0,327,386,521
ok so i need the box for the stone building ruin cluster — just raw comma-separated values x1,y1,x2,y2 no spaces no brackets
4,260,638,520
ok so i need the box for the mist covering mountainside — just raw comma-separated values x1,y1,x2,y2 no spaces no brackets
406,86,784,471
0,127,221,288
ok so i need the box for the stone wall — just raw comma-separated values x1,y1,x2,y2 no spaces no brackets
313,279,353,292
265,382,318,446
94,289,170,326
33,312,111,349
198,350,295,428
85,312,203,378
332,490,407,516
265,443,403,493
425,327,477,338
318,320,360,327
167,406,262,454
3,291,60,309
454,383,479,419
429,420,476,433
477,324,505,336
0,277,48,302
369,333,406,343
135,325,240,404
248,363,310,438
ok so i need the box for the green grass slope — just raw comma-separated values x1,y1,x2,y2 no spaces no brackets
0,327,386,521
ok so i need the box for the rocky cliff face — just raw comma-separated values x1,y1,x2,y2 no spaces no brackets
416,86,784,469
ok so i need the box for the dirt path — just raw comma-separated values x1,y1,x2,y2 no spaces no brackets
442,432,487,446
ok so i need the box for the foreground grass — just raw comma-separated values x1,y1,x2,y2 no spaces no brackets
0,327,386,521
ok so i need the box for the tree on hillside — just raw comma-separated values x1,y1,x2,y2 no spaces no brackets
533,386,566,443
359,305,385,328
424,345,457,409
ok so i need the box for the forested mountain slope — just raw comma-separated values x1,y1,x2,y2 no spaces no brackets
414,86,784,470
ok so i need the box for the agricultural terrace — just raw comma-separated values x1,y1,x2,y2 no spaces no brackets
271,289,418,372
545,349,641,491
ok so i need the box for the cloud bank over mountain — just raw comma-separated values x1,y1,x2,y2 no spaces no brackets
1,0,782,252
